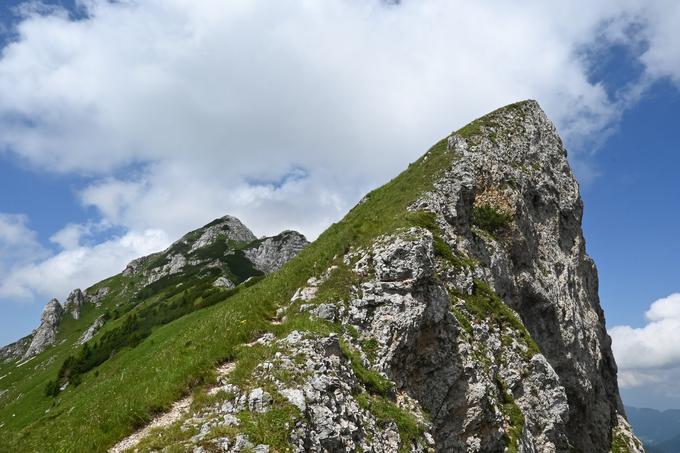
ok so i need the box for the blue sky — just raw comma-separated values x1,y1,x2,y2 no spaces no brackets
0,0,679,410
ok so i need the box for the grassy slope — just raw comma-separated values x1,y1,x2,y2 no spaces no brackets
1,103,526,451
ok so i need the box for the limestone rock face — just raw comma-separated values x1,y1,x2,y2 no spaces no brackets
243,101,641,452
22,299,64,360
64,289,86,320
88,287,110,306
78,315,106,345
0,335,33,363
410,101,630,452
244,230,309,273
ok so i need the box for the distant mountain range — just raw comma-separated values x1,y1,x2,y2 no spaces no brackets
626,406,680,453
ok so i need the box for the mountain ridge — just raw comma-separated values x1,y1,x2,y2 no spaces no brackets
0,215,309,367
0,100,643,452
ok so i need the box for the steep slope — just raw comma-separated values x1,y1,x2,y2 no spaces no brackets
0,216,308,449
0,101,642,452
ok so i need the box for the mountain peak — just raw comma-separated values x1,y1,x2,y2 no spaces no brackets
0,104,642,453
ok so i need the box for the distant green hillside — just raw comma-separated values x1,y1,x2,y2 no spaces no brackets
0,217,308,451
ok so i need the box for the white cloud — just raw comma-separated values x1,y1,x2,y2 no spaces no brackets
611,293,680,389
0,0,679,313
0,228,169,301
0,213,47,270
0,0,657,240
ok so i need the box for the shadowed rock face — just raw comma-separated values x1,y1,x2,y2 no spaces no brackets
406,100,635,452
162,102,641,453
22,298,63,360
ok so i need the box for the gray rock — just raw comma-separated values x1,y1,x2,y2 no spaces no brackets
64,288,86,320
244,230,309,274
400,100,639,451
122,255,149,276
87,287,110,306
248,388,272,413
0,334,33,363
213,276,235,289
309,303,337,322
22,299,63,360
279,388,306,412
78,315,106,345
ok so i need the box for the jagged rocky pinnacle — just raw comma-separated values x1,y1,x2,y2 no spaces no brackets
0,102,643,453
22,299,63,360
165,101,641,452
64,288,86,320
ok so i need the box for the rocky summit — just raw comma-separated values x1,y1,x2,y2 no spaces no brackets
0,101,643,453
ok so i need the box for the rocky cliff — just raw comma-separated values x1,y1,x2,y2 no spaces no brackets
21,298,64,360
0,334,33,363
0,101,642,453
118,101,641,452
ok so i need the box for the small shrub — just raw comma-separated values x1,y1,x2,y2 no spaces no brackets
44,380,60,398
473,204,512,235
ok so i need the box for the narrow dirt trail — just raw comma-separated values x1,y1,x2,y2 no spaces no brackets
108,362,235,453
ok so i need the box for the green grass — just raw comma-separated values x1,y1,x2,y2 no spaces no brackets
0,103,531,451
462,281,540,359
237,399,300,451
497,378,525,453
339,340,393,396
473,204,512,236
355,392,426,452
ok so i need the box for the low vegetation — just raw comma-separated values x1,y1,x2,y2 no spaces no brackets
473,203,512,236
1,106,466,451
462,280,540,359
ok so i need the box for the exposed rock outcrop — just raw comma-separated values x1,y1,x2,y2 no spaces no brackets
88,287,109,306
0,334,33,363
22,299,63,360
174,331,432,452
213,276,235,289
78,315,107,345
188,215,257,252
64,289,86,320
122,255,149,277
185,101,641,452
244,230,309,273
410,101,633,452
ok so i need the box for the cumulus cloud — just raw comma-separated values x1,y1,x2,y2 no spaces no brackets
0,213,47,271
611,293,680,391
0,227,169,301
0,212,169,302
0,0,680,311
0,0,658,239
